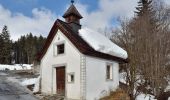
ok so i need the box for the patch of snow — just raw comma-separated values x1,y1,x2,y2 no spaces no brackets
21,76,40,93
33,76,40,93
21,78,37,86
79,28,128,59
119,72,127,84
165,77,170,92
136,94,156,100
0,64,32,70
0,72,8,76
165,84,170,92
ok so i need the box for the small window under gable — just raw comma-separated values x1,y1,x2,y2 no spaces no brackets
57,44,64,54
106,63,113,80
53,42,65,56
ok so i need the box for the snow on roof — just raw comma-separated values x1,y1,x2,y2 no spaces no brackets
78,27,128,59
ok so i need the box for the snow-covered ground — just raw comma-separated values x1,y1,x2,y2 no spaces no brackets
0,64,40,93
165,76,170,92
8,76,40,93
119,72,127,84
119,72,157,100
21,76,40,93
0,73,38,100
136,94,156,100
0,64,32,70
165,82,170,92
79,28,128,59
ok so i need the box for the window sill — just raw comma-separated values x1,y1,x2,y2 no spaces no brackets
67,82,75,84
54,53,66,57
106,79,113,81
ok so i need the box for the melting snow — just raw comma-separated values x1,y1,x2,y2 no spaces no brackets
21,78,37,86
119,72,127,84
21,76,40,93
79,28,128,59
33,76,40,93
136,94,156,100
0,64,32,70
165,81,170,92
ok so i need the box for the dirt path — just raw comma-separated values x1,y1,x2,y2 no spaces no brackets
0,72,38,100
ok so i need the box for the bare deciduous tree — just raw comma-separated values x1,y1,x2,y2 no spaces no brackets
112,0,170,99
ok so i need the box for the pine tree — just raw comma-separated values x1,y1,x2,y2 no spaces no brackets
135,0,153,17
132,0,165,97
37,35,46,52
0,25,12,64
19,36,26,64
12,33,46,64
0,34,4,63
135,0,158,31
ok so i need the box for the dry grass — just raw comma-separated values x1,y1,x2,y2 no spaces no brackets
39,94,64,100
100,88,130,100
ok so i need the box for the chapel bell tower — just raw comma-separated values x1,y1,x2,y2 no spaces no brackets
63,0,83,31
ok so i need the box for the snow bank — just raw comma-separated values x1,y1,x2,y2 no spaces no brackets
0,64,32,70
136,94,156,100
165,83,170,92
33,76,40,93
7,76,40,93
21,78,37,86
21,76,40,93
165,78,170,92
119,72,127,84
79,28,128,59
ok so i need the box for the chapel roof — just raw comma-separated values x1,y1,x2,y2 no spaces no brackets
38,19,128,63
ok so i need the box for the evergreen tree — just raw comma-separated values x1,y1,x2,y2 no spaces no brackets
37,35,46,53
135,0,159,33
12,34,46,64
0,25,12,64
135,0,153,17
24,33,36,64
19,36,26,64
0,34,4,63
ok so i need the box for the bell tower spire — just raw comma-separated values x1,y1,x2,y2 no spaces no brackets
62,0,83,25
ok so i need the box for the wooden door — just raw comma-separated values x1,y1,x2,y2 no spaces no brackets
56,67,65,95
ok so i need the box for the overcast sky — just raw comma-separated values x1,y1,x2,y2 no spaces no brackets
0,0,169,41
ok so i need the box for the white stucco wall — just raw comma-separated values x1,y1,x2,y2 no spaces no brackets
40,30,81,99
85,56,119,100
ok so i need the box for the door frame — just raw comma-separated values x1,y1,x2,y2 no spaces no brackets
52,64,67,96
56,66,65,95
